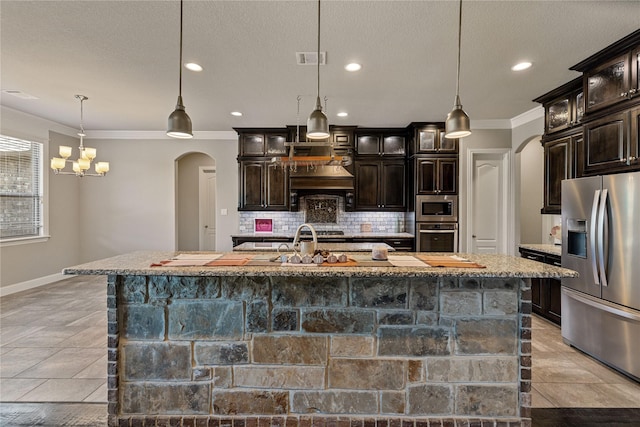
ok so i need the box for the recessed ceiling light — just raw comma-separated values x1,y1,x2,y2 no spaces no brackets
231,111,243,117
337,112,348,117
184,62,203,72
345,63,362,72
512,61,532,71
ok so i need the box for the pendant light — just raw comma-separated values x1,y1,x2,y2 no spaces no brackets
306,0,330,139
167,0,193,139
445,0,471,139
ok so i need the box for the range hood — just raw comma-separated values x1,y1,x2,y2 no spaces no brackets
284,144,354,191
289,164,354,191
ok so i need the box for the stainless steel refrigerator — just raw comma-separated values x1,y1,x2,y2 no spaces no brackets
561,171,640,381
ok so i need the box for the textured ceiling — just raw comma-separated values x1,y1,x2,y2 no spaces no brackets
1,1,639,133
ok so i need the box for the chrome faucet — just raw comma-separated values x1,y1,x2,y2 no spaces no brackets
292,223,318,254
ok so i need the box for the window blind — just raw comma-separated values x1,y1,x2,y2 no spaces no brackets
0,135,43,239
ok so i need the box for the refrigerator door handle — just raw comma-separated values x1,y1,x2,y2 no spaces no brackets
597,188,608,287
590,189,601,285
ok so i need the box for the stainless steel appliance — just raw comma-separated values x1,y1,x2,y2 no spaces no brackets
415,195,458,222
416,222,458,252
561,171,640,380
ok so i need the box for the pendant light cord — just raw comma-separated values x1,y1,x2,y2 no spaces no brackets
455,0,462,101
316,0,321,100
179,0,184,98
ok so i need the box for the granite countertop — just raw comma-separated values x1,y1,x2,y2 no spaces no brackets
231,232,415,239
519,244,562,257
233,242,395,252
63,250,577,279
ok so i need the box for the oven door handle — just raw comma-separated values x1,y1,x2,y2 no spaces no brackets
419,230,455,234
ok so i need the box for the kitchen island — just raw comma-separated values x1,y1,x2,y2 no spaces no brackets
64,251,576,427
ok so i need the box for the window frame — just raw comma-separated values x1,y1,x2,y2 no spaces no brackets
0,133,50,246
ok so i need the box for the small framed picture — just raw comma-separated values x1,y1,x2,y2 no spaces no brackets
254,218,273,233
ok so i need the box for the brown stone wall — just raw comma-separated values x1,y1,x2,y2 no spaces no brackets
107,274,531,427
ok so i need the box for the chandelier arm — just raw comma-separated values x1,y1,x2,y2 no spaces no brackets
179,0,184,98
316,0,321,99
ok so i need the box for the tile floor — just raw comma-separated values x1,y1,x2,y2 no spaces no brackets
0,275,107,403
1,275,639,417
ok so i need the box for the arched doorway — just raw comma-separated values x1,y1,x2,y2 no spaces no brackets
175,152,216,251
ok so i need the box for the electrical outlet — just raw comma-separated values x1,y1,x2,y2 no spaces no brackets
220,208,228,216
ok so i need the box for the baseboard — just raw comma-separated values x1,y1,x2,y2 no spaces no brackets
0,272,74,297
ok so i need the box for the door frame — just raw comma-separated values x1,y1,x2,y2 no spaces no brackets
199,166,217,251
465,148,514,255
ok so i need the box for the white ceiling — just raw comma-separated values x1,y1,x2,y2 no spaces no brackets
1,1,639,133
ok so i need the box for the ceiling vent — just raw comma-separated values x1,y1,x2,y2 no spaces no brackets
296,52,327,65
2,90,39,100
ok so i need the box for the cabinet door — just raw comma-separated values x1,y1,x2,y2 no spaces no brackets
265,133,288,155
544,137,573,213
585,53,630,113
356,134,381,155
240,161,265,210
632,47,640,100
382,135,406,156
240,134,266,156
265,163,288,210
546,96,571,134
631,106,640,167
438,131,459,153
438,158,458,194
355,162,381,209
416,158,437,194
583,111,628,175
331,127,354,148
416,127,438,153
380,161,406,210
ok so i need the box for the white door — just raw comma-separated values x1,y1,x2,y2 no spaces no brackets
199,167,216,251
469,151,509,254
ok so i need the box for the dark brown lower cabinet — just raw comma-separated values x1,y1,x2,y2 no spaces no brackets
520,248,562,325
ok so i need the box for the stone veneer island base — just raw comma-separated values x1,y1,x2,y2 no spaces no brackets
63,251,577,427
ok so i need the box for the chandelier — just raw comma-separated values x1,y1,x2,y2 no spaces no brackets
50,95,109,177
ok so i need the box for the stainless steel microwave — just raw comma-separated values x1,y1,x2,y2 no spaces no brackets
415,195,458,222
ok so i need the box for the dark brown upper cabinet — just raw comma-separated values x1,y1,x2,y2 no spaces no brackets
582,111,628,176
570,30,640,114
237,129,288,157
415,157,458,195
238,159,289,211
584,53,631,114
355,129,407,157
542,135,579,214
533,77,584,135
408,122,458,155
354,160,406,211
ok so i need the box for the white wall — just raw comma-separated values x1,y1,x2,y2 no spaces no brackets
519,138,543,244
78,136,238,262
1,106,239,291
511,108,545,253
1,107,82,291
177,152,216,251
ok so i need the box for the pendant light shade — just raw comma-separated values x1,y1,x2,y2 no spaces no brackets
167,0,193,139
307,96,329,139
445,0,471,139
307,0,330,139
167,95,193,139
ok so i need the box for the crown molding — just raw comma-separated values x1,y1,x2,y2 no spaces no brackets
510,106,544,129
85,130,238,140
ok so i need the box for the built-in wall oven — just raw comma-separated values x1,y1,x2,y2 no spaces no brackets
416,222,458,252
415,195,458,252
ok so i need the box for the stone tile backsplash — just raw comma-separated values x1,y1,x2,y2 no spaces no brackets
238,196,408,233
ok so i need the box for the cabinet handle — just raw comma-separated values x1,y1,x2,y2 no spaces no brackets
629,156,637,162
621,158,627,163
630,88,637,94
620,92,628,97
589,101,595,105
553,261,561,267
